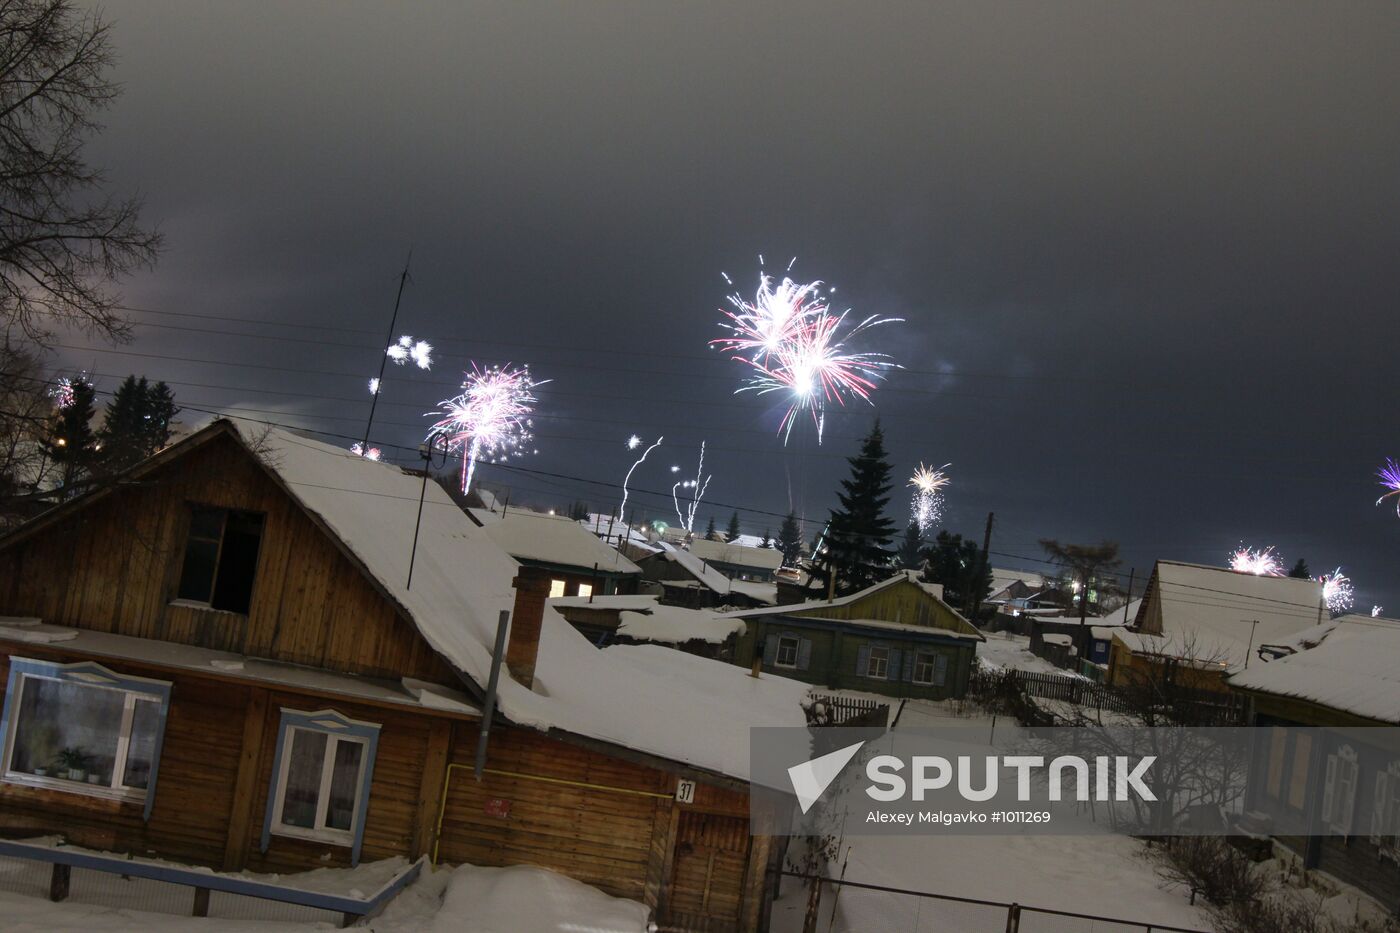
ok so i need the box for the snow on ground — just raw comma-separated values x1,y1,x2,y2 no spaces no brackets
977,630,1075,675
0,858,649,933
770,698,1213,933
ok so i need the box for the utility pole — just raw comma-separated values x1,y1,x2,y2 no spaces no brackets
1121,567,1136,625
361,251,413,454
967,511,995,620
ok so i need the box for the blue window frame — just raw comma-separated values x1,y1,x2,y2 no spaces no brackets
262,709,380,865
0,657,172,820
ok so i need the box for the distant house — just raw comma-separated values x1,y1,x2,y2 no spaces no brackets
687,540,784,582
0,419,809,931
550,594,747,660
1228,614,1400,912
1108,560,1325,692
727,572,985,699
635,545,777,609
471,509,642,598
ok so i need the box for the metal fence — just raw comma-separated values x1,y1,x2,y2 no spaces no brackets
0,839,422,928
778,870,1211,933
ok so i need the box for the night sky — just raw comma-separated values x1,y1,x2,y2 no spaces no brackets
55,1,1400,608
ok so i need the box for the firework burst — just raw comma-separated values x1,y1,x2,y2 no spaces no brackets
49,375,86,410
428,363,543,493
387,335,433,370
712,266,901,444
1373,606,1384,618
349,443,382,461
1228,545,1284,577
909,462,951,534
1317,568,1355,614
1377,458,1400,516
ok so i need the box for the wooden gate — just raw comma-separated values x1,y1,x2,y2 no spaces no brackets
661,811,752,932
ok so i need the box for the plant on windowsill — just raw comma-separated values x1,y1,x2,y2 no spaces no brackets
56,747,90,782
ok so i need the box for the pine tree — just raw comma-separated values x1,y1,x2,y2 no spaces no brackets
97,375,150,472
142,380,178,452
704,515,716,540
811,421,897,596
920,531,993,611
1288,558,1311,579
897,523,924,570
44,379,99,495
726,510,741,542
778,511,803,565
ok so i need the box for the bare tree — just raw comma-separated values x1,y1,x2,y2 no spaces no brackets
1039,538,1122,623
0,340,52,523
1,0,161,345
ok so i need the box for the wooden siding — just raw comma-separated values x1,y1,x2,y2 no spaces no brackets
787,578,979,637
0,433,457,685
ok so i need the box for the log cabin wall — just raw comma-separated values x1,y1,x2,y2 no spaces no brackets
0,644,456,873
0,433,456,685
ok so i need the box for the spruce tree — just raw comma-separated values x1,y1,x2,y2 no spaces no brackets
1288,558,1311,579
98,375,149,472
778,511,803,565
811,421,896,596
704,515,716,540
897,522,924,570
760,528,773,549
142,380,178,451
44,378,99,495
726,510,741,542
921,530,992,611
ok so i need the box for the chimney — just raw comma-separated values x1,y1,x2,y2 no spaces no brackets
506,567,552,689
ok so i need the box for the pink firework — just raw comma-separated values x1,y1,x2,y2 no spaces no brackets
1229,545,1284,576
1377,458,1400,517
349,443,382,461
713,267,901,444
49,376,85,410
428,363,542,493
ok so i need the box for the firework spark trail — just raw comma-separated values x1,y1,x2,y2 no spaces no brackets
1228,545,1285,576
712,266,902,445
620,435,663,520
670,442,711,535
1318,568,1355,614
1377,458,1400,516
428,363,543,494
909,463,951,534
349,443,382,461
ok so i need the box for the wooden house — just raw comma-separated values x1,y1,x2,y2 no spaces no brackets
636,546,776,610
551,594,747,660
1107,560,1326,693
1227,614,1400,913
0,419,811,931
687,541,783,583
727,572,984,700
470,508,642,598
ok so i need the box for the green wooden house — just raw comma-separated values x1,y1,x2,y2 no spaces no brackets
728,572,985,699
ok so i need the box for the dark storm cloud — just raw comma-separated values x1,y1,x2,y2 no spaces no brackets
58,0,1400,605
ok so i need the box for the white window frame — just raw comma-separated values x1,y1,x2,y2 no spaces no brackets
0,658,171,814
866,646,890,680
912,651,936,685
774,635,800,669
263,709,380,864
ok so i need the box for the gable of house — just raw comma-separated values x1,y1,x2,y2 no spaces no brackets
0,428,456,685
754,573,981,639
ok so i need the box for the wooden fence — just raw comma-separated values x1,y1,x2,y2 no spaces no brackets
971,668,1247,723
809,694,890,728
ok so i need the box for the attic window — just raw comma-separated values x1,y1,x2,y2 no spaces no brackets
176,506,265,613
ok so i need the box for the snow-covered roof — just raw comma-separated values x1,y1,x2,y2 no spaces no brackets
988,567,1047,598
617,604,746,645
657,543,735,595
549,594,659,612
726,570,949,620
727,579,778,605
688,539,784,571
1119,560,1327,670
165,421,806,783
1227,614,1400,723
478,510,641,575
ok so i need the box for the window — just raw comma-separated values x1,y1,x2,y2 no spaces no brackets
1287,733,1312,811
865,646,890,680
1371,761,1400,856
774,635,800,668
0,658,170,817
176,506,265,613
1323,744,1359,835
576,582,593,599
549,579,567,598
263,709,379,864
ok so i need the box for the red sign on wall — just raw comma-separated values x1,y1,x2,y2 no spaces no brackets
484,797,512,819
